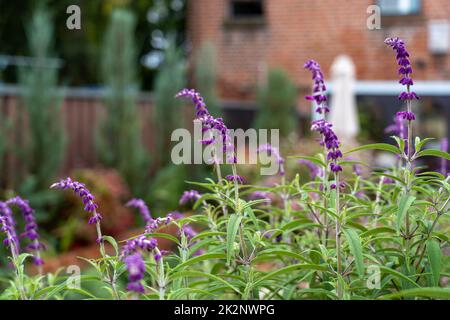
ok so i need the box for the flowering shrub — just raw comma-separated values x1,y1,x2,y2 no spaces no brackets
0,38,449,300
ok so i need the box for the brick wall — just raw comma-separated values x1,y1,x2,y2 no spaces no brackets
187,0,450,103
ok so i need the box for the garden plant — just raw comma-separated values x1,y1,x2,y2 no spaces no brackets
0,38,448,300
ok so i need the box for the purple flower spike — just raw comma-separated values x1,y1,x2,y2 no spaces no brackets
176,89,236,164
226,175,245,184
385,37,419,121
6,196,44,266
311,119,343,174
124,252,146,294
0,202,20,257
304,60,329,115
257,144,285,176
50,177,102,227
126,198,152,223
179,190,201,206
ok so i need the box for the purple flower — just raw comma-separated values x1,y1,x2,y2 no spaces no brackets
154,249,169,261
126,198,152,224
144,214,174,234
121,235,158,257
311,119,343,173
50,177,103,227
257,144,285,176
176,89,236,164
180,224,198,241
179,190,201,206
124,252,146,294
385,37,419,120
0,202,20,257
6,196,44,266
330,182,346,190
385,114,406,139
226,175,245,184
396,111,416,121
298,159,321,179
304,60,329,114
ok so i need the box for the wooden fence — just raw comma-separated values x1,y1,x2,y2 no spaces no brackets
0,85,157,187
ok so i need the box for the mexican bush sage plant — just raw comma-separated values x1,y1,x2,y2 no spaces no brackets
0,38,448,300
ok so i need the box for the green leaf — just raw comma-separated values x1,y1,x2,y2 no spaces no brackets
140,232,180,245
102,236,119,256
253,264,327,286
342,228,364,277
361,227,396,238
226,214,242,265
415,137,434,152
169,271,242,295
378,266,420,288
397,195,416,232
426,239,442,286
170,253,226,273
378,287,450,299
289,155,326,167
416,149,450,160
344,143,400,155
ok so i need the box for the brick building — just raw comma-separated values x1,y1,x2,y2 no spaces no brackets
187,0,450,139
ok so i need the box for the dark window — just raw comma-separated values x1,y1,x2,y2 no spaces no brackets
378,0,421,16
231,1,264,18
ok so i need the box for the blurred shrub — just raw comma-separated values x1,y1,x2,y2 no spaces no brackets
194,42,220,116
97,9,150,197
153,41,186,166
18,5,66,190
253,68,298,138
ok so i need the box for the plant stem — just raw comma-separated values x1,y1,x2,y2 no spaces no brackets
155,248,166,300
334,172,343,300
414,195,449,279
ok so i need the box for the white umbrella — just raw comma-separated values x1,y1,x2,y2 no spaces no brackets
329,55,360,140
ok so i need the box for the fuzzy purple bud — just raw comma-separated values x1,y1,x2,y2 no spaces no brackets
0,202,20,257
226,175,245,184
179,190,201,206
51,177,102,228
304,60,329,115
124,252,146,294
126,198,152,223
6,196,44,266
176,89,236,164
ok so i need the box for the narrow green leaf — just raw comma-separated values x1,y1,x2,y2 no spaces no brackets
397,195,416,232
361,227,396,238
226,214,242,265
378,266,420,288
344,143,400,155
170,253,226,273
168,271,242,295
289,155,326,167
416,149,450,160
426,239,442,286
342,228,364,277
378,287,450,299
253,264,327,286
